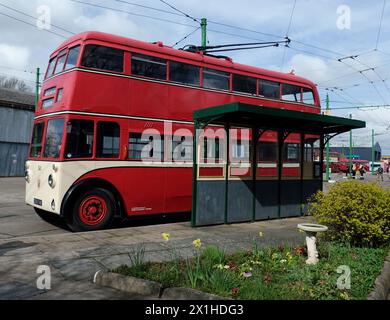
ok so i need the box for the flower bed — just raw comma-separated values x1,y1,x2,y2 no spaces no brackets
114,234,388,300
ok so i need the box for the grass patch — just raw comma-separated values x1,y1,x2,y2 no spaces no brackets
114,242,388,300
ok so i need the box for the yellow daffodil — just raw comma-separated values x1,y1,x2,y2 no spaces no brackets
193,239,202,249
162,233,170,242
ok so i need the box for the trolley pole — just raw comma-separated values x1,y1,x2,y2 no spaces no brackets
349,114,353,176
325,94,331,181
201,18,207,48
371,129,375,176
35,67,40,111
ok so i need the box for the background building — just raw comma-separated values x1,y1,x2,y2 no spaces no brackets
0,88,35,177
329,143,382,162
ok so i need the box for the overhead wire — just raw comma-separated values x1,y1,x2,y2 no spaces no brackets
0,2,76,35
159,0,200,23
375,0,387,50
0,11,68,38
172,26,200,48
280,0,297,71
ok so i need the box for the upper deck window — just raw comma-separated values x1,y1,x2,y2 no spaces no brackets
169,61,200,86
82,45,124,73
259,80,280,99
131,54,167,80
64,45,80,71
203,68,230,91
282,84,302,102
302,87,315,105
46,57,56,79
233,74,257,95
54,50,67,75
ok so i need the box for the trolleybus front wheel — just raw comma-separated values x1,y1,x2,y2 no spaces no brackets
69,188,116,232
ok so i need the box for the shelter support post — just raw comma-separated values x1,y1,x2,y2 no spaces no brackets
191,120,200,227
320,134,325,191
224,124,230,224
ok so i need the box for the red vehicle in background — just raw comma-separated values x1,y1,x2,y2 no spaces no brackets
25,31,320,231
338,159,370,173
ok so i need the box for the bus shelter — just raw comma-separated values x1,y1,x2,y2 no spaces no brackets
191,102,365,227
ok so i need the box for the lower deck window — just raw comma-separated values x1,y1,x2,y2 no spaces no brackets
231,140,250,162
129,133,164,161
172,136,193,161
203,137,224,163
65,120,94,159
97,122,120,158
258,141,278,162
284,143,300,162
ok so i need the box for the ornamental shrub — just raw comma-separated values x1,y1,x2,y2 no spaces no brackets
308,181,390,247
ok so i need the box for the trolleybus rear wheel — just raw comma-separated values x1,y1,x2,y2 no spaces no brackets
69,188,115,232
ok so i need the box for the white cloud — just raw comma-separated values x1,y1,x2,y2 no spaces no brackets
285,54,330,83
73,11,144,40
0,44,30,69
0,0,389,151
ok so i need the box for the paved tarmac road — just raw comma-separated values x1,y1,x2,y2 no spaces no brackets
0,178,310,299
0,176,387,300
0,178,66,239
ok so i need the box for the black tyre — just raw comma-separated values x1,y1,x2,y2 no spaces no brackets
34,207,52,222
68,188,116,232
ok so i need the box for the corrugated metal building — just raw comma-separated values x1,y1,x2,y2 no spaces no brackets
0,88,35,177
330,143,382,162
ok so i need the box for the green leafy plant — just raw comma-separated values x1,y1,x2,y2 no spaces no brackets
128,245,146,271
200,245,226,268
308,181,390,247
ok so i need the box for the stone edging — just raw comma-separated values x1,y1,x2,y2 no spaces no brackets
94,271,230,300
368,251,390,300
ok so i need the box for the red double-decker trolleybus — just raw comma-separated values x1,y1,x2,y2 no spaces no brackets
25,31,320,231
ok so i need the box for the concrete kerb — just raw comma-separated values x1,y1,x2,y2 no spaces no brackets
93,271,229,300
368,250,390,300
94,271,163,298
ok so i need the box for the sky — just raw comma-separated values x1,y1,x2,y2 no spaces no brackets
0,0,389,154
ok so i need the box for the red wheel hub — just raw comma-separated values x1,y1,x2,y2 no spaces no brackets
79,196,108,226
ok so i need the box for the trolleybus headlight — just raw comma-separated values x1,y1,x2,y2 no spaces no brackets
25,170,30,183
48,174,56,188
51,200,56,211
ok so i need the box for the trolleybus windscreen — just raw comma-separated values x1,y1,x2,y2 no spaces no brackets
30,123,45,158
43,119,65,159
